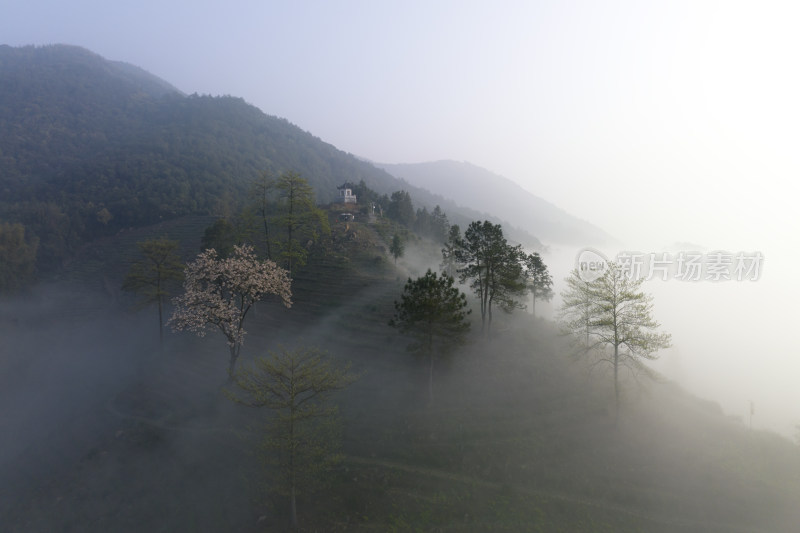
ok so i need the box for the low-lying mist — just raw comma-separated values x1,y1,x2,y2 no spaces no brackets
0,283,256,531
3,253,800,531
540,238,797,439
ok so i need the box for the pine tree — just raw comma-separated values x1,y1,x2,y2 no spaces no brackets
390,269,471,403
272,171,330,274
523,252,554,318
122,238,184,342
227,347,357,530
389,232,404,264
457,220,526,334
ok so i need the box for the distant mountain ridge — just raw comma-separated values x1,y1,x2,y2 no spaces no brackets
378,161,613,246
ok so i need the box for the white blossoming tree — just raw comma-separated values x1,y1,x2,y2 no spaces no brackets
169,244,292,376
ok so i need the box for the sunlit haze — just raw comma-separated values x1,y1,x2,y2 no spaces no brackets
4,0,800,434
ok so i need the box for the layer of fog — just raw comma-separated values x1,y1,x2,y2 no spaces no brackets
0,275,426,531
0,283,263,531
4,246,800,531
540,239,796,439
359,221,797,440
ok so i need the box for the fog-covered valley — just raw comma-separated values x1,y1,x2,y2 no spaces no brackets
4,3,800,529
3,244,800,532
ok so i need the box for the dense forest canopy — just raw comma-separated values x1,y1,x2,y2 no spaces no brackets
1,44,536,279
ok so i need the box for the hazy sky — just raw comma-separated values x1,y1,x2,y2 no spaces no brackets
5,0,797,246
4,1,800,434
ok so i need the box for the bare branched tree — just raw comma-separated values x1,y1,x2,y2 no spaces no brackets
559,262,671,418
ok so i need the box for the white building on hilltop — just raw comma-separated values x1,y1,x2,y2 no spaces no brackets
336,185,357,204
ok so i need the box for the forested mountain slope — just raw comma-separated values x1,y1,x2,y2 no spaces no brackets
0,44,542,277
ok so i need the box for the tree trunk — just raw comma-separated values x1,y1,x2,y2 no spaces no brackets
263,215,272,260
157,293,163,344
613,344,619,424
228,344,239,378
289,486,298,530
487,293,493,336
429,352,434,405
479,277,488,334
428,332,434,404
289,405,298,530
287,188,295,273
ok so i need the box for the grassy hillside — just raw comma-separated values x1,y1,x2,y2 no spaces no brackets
2,211,799,532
